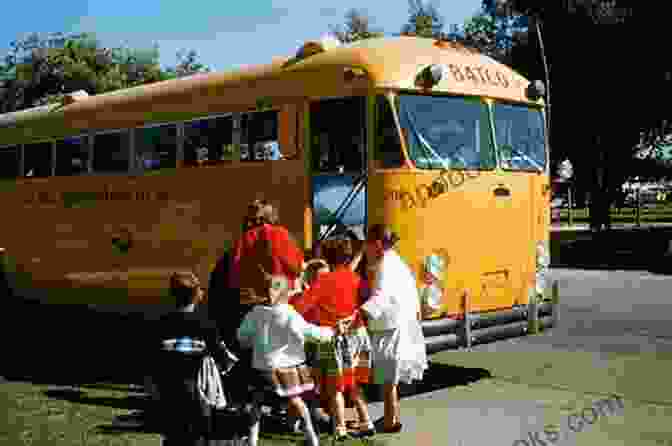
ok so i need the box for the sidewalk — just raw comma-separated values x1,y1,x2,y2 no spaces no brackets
367,350,672,446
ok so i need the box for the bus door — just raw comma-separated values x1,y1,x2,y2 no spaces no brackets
309,97,367,244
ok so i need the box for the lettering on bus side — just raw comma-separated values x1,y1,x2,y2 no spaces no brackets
383,168,481,209
24,190,171,205
446,64,521,89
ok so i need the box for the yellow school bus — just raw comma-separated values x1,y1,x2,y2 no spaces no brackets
0,36,553,349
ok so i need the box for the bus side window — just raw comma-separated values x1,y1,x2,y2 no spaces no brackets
0,146,20,179
24,142,53,177
241,110,283,161
92,131,130,174
135,124,178,171
375,96,404,169
184,116,233,166
55,137,88,176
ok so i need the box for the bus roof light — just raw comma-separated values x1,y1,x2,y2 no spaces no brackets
526,80,545,101
344,67,367,82
296,35,340,60
415,64,443,89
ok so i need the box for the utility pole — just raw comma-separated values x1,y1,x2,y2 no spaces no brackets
534,15,551,153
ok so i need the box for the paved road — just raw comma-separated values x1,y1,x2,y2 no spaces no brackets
369,268,672,446
470,268,672,354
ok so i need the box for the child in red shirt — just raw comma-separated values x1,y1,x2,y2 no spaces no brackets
292,239,375,440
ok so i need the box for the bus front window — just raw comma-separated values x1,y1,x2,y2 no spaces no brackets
397,94,495,170
493,103,546,172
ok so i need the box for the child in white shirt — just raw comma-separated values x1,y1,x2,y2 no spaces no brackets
237,275,338,446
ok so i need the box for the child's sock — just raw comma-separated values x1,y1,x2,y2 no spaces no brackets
299,405,320,446
335,424,348,437
247,421,260,446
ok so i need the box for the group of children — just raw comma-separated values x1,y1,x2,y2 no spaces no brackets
230,200,376,446
155,199,426,446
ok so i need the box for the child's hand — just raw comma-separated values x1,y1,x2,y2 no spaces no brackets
335,322,346,337
335,315,354,336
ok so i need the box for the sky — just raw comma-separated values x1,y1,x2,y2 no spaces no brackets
0,0,483,72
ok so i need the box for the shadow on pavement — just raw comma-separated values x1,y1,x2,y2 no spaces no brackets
364,361,492,403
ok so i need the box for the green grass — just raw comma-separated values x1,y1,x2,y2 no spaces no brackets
0,381,153,446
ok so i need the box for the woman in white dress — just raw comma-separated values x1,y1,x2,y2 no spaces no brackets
360,224,428,433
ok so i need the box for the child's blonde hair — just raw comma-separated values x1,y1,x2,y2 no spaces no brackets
303,259,330,287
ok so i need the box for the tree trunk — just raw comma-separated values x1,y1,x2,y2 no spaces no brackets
589,187,612,232
589,143,612,232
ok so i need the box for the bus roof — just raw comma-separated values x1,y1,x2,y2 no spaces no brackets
0,36,539,146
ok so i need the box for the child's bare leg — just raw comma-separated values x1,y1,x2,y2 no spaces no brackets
287,396,319,446
320,389,331,417
349,385,374,429
328,389,347,436
383,383,400,428
287,403,300,418
310,371,330,421
305,390,329,424
286,401,301,431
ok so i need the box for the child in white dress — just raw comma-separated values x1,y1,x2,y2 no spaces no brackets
360,225,428,433
237,275,340,446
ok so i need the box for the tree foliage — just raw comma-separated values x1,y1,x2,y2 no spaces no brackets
400,0,445,38
165,49,211,78
0,32,209,113
330,8,384,44
459,12,527,64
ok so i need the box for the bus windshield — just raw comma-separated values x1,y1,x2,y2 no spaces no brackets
397,94,496,170
492,103,546,172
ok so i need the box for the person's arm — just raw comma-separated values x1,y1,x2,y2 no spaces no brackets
287,306,334,343
236,312,256,349
415,287,422,321
203,316,238,368
349,248,364,272
276,228,303,276
360,266,389,320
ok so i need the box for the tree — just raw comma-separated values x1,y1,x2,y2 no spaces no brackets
479,1,670,231
0,32,207,112
164,49,211,79
400,0,445,38
330,8,384,44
